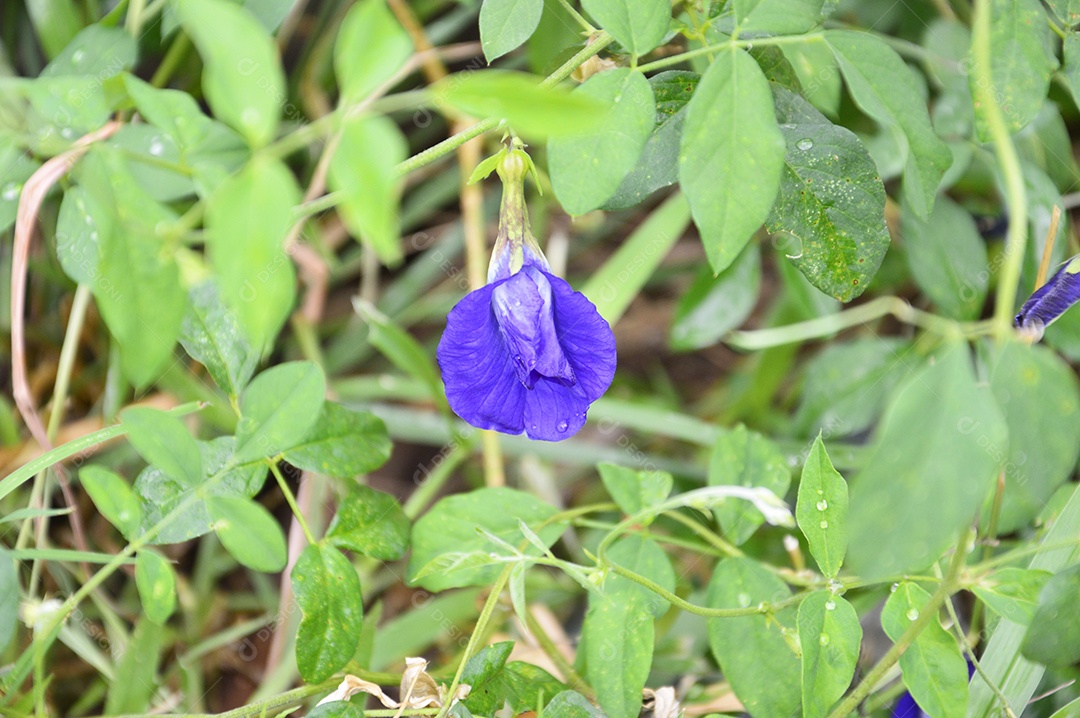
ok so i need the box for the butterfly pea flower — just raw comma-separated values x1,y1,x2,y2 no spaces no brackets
437,144,616,441
1014,254,1080,341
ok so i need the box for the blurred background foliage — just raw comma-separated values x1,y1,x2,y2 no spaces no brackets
3,0,1080,716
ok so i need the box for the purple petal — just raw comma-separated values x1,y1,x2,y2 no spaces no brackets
1015,259,1080,337
437,283,527,434
437,262,617,442
523,378,591,439
546,272,617,401
492,267,576,389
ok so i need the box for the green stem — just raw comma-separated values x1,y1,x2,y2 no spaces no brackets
605,562,809,617
435,566,512,718
636,32,824,73
555,0,596,32
151,33,192,88
401,434,476,519
943,591,1017,717
0,401,204,503
826,529,974,718
971,0,1027,340
46,285,92,440
523,609,592,697
269,460,316,545
726,296,970,351
109,680,341,718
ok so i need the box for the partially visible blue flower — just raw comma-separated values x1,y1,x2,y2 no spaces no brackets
1015,254,1080,341
437,145,616,441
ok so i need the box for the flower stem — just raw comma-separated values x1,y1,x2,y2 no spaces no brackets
269,460,316,545
971,0,1027,341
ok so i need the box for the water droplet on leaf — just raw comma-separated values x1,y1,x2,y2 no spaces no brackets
819,633,830,645
148,138,165,156
906,608,919,621
796,138,814,151
825,600,836,611
737,592,751,608
2,183,20,201
819,520,828,529
816,499,828,511
891,583,899,592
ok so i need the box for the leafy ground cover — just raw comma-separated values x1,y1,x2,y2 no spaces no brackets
3,0,1080,716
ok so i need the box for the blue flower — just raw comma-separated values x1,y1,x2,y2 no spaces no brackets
1015,255,1080,340
437,145,616,441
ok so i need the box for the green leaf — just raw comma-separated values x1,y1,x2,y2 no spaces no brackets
783,41,842,117
797,591,861,718
434,70,603,139
462,641,515,715
795,338,913,437
1048,0,1080,24
882,582,968,718
104,618,164,714
0,550,19,652
77,148,185,387
548,69,654,214
42,24,137,78
1021,563,1080,665
583,536,674,718
581,0,670,57
708,425,791,546
135,550,177,625
501,662,566,712
973,0,1057,140
680,49,785,273
604,71,699,210
106,124,194,202
902,195,988,320
0,143,40,234
597,462,672,517
207,496,287,572
334,0,412,104
795,435,849,579
707,557,800,717
326,484,410,560
972,567,1051,625
407,487,565,591
177,0,284,147
480,0,544,62
135,437,267,545
79,465,143,539
236,361,326,463
670,242,761,350
581,192,691,324
24,0,81,58
292,543,364,682
735,0,824,34
986,342,1080,533
328,114,407,265
121,407,203,487
847,342,1006,579
179,280,259,398
205,155,300,353
283,402,392,478
750,45,804,92
766,87,889,302
545,690,605,718
825,30,951,219
1064,33,1080,110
